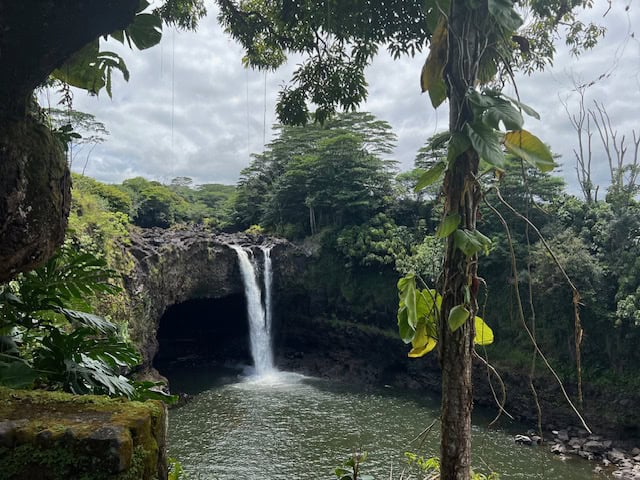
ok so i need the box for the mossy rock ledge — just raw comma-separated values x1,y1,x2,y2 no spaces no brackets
0,388,167,480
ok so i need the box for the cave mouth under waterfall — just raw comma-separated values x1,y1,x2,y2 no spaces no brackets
154,295,251,370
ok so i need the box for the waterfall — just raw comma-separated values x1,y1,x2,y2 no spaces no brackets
230,244,275,377
260,245,273,341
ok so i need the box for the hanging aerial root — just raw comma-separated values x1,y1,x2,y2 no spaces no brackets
493,187,584,406
473,350,514,425
483,190,591,434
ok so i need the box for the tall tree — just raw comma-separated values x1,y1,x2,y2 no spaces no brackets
217,1,602,478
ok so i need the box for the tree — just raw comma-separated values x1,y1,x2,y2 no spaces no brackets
233,112,397,236
217,1,602,478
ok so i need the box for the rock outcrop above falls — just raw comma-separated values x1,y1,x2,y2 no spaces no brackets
123,227,305,370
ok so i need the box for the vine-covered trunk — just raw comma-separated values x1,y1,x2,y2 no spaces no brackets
438,1,485,479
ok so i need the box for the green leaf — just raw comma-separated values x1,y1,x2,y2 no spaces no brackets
488,0,523,32
474,316,494,345
483,98,524,131
465,122,505,168
57,308,118,335
126,12,162,50
414,162,446,192
0,360,38,388
53,41,105,94
436,213,460,238
397,275,418,343
501,94,540,119
504,130,555,172
448,305,470,331
453,229,492,257
447,132,471,164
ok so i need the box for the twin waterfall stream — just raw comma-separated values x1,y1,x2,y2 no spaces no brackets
164,244,609,479
229,244,276,378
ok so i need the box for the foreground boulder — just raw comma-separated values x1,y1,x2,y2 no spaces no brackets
0,388,167,480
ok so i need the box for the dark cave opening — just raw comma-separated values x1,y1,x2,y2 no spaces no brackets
153,294,251,369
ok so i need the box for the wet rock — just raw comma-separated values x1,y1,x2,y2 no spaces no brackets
607,449,627,464
579,450,595,461
531,435,542,445
515,434,532,445
551,443,566,454
569,437,584,449
583,440,606,454
85,425,133,473
556,429,570,442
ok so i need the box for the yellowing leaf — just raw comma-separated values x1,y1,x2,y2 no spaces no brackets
420,18,448,108
474,316,494,346
409,321,438,358
408,336,438,358
503,130,555,172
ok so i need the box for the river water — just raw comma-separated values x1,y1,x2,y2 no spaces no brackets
165,366,611,480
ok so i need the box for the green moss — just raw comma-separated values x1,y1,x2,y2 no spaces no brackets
0,388,166,480
115,446,147,480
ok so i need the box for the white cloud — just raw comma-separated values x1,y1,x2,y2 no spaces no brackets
50,1,639,197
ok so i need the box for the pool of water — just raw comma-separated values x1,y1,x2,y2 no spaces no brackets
164,365,611,479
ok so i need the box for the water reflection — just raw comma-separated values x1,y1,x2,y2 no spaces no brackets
164,365,610,480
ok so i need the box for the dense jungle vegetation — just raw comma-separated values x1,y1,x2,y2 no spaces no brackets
38,110,639,393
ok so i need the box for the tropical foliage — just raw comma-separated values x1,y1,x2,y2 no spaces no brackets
0,244,167,400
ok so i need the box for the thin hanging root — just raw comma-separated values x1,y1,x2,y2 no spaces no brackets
483,193,592,434
473,350,514,424
407,418,439,450
493,188,584,406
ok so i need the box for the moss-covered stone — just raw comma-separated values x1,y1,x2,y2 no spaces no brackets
0,388,167,480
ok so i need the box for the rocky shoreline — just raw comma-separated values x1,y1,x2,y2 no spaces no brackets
512,427,640,478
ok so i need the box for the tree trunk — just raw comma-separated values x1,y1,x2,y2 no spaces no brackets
0,0,138,281
438,1,486,478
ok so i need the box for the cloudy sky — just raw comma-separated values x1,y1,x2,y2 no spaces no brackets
42,1,639,196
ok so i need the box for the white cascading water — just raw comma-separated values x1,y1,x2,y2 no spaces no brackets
230,244,275,377
260,245,274,340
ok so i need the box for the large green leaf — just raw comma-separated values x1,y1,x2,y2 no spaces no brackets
0,358,38,388
448,305,470,332
504,130,555,172
465,122,505,168
436,213,460,238
126,13,163,50
415,162,446,192
447,132,471,164
53,41,105,94
483,98,524,131
57,308,118,335
453,229,492,257
488,0,523,32
501,93,540,119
